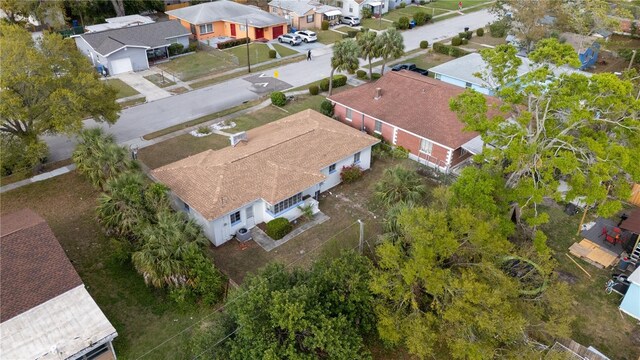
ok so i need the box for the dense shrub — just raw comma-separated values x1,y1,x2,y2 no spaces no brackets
217,37,250,49
347,30,359,38
361,27,369,33
322,20,329,30
399,2,406,8
270,91,287,106
0,135,48,177
392,145,409,159
309,85,319,95
187,42,198,52
620,48,640,64
168,43,184,56
340,164,364,183
465,30,473,39
489,20,508,37
371,72,381,80
458,32,467,39
320,78,330,91
320,99,334,117
356,69,367,79
419,40,429,49
461,38,468,45
451,36,462,46
268,49,277,58
392,21,399,29
413,11,427,26
362,7,372,19
432,42,469,58
419,0,426,4
398,17,411,30
266,217,292,240
476,28,484,37
319,74,348,91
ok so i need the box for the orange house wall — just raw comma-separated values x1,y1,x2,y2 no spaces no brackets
169,14,285,41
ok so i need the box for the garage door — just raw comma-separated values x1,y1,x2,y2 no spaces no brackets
272,25,284,38
109,58,133,75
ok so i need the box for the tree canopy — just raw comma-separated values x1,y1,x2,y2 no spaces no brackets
329,39,360,95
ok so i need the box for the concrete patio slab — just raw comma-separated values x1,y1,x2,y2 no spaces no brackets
251,212,330,251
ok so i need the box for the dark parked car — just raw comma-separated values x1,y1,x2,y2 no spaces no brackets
391,63,428,76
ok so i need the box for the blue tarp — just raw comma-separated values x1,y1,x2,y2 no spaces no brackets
620,282,640,321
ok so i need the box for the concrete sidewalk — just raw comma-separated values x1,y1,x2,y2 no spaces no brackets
116,72,172,101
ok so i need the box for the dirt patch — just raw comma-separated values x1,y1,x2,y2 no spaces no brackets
555,269,579,285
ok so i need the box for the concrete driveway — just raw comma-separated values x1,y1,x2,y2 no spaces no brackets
115,72,171,102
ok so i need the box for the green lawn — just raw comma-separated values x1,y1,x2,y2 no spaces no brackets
426,0,492,10
0,173,211,359
398,51,456,70
334,25,359,33
416,5,449,16
139,133,230,169
272,43,299,57
105,78,139,99
432,12,461,22
157,50,237,81
316,30,345,44
384,6,434,22
225,43,273,67
119,97,146,108
144,73,176,88
361,18,393,31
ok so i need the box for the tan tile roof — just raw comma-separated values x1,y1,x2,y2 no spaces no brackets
152,109,379,220
1,209,83,322
328,71,498,149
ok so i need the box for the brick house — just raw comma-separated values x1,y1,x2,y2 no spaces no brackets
328,71,490,172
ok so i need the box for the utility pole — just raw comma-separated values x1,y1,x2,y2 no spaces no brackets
357,219,364,254
246,18,251,73
628,49,637,71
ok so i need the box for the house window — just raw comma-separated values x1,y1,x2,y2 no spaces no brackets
374,120,382,133
354,152,361,164
307,14,315,23
346,108,352,121
199,23,213,34
465,82,472,88
239,24,247,31
269,193,302,214
337,1,343,7
184,202,190,212
230,211,241,225
349,6,353,12
329,164,336,173
420,139,433,155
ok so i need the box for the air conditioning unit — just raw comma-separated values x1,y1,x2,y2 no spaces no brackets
230,131,248,146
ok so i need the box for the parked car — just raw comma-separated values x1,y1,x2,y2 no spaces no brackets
278,33,302,45
391,63,429,76
341,16,361,26
295,30,317,43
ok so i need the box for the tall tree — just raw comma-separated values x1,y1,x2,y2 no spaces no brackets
328,39,360,95
0,24,119,169
450,39,640,252
560,0,633,36
0,0,65,28
492,0,560,52
357,30,378,80
376,28,404,74
374,165,427,207
110,0,125,17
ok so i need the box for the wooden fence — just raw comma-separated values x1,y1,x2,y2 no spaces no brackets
630,183,640,207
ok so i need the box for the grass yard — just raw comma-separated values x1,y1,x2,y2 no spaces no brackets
540,204,640,360
157,50,237,81
119,96,146,108
0,173,212,359
272,43,299,57
388,51,455,71
334,25,359,33
384,6,432,22
139,133,230,169
105,78,139,99
426,0,492,10
225,43,273,67
144,73,176,88
316,29,346,44
416,5,449,16
432,12,461,22
362,18,394,31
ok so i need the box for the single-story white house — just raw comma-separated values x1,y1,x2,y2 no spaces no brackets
152,109,379,246
1,209,118,360
84,14,155,33
620,267,640,321
428,52,591,96
74,20,190,75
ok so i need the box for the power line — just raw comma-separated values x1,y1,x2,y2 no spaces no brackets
136,220,361,360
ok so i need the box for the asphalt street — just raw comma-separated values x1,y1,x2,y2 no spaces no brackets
45,10,497,161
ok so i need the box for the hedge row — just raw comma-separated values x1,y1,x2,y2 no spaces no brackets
433,42,470,58
217,37,250,49
319,74,348,91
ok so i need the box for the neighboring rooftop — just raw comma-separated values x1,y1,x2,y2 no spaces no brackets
268,0,341,15
152,109,378,220
85,14,154,33
329,71,486,149
167,0,287,27
77,20,189,56
560,32,599,53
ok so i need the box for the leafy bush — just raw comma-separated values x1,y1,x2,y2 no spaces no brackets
322,20,329,30
413,11,427,26
320,99,334,117
197,125,211,134
399,2,406,8
347,30,359,38
319,74,348,91
320,78,330,91
447,46,469,57
489,20,508,37
361,27,369,33
476,28,484,37
419,40,429,49
362,7,372,19
0,135,47,176
356,69,367,79
340,164,364,183
266,217,292,240
371,72,381,80
187,42,198,52
398,17,411,30
168,43,184,56
268,49,277,58
309,85,319,95
465,30,473,39
433,42,445,52
217,37,250,49
419,0,426,4
392,21,399,29
461,38,468,45
271,91,287,106
391,145,409,159
620,49,640,64
451,36,462,46
458,32,467,39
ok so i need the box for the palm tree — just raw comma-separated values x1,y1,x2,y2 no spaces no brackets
328,39,361,95
357,30,379,80
383,200,416,237
73,127,113,177
375,166,427,206
377,28,405,75
132,211,207,288
96,171,149,239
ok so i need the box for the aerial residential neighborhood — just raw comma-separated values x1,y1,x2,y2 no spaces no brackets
1,0,639,359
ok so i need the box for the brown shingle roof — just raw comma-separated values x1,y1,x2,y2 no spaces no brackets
152,109,379,220
329,71,487,149
1,209,83,322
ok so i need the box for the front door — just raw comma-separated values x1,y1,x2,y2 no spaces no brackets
245,205,255,228
255,27,264,39
230,23,236,37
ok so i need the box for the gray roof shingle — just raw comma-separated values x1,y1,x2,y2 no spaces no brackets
166,0,286,27
78,20,190,56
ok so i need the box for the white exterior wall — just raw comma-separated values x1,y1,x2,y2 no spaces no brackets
433,73,493,95
74,36,98,66
107,47,149,72
168,35,190,48
319,147,372,191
